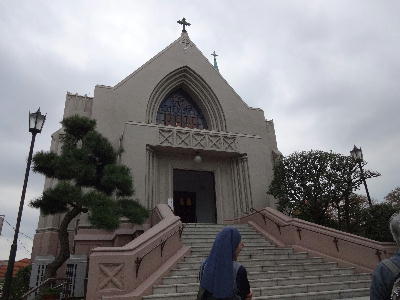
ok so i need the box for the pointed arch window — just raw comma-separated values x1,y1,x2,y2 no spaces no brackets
156,89,208,129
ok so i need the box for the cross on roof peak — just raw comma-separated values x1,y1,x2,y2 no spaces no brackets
211,51,219,72
177,17,191,33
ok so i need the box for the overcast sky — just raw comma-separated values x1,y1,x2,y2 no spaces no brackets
0,0,399,260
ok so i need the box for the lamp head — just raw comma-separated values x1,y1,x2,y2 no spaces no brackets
29,108,46,134
350,145,363,162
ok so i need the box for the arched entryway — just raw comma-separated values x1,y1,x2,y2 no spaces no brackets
173,169,217,223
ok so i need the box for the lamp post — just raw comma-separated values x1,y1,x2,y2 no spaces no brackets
350,145,373,208
2,108,46,300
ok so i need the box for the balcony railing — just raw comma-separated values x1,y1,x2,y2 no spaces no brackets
158,126,238,152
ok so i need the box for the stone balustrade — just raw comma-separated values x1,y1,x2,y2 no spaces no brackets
158,126,238,152
85,204,189,300
226,207,397,273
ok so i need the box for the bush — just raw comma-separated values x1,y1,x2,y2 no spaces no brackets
9,265,32,299
360,203,398,242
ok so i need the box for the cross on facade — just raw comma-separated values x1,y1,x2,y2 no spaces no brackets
211,51,219,71
177,17,191,32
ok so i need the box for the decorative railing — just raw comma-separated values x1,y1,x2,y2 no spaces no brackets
226,207,397,272
159,126,238,152
85,204,189,300
134,224,185,277
21,278,68,300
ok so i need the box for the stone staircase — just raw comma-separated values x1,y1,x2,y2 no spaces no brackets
144,223,371,300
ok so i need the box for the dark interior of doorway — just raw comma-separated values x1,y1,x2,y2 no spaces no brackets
173,169,217,223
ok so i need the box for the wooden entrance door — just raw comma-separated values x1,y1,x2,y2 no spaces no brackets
173,191,196,223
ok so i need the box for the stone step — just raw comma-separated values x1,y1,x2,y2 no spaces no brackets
253,280,370,297
169,261,338,276
176,257,324,269
182,229,256,235
341,297,369,300
190,250,296,257
246,267,356,280
144,287,369,300
183,240,272,247
254,287,369,299
151,279,370,296
183,224,250,229
183,226,253,234
162,267,356,285
145,223,368,300
182,232,263,237
183,251,308,263
190,245,289,254
182,235,269,242
183,228,254,232
248,273,371,288
153,273,371,294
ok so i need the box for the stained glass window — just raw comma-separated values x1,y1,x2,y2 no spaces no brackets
156,89,208,129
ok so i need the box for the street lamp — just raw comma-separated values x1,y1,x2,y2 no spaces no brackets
2,108,46,300
350,145,373,208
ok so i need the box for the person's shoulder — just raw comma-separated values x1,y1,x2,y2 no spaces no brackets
232,261,245,272
375,254,400,277
383,253,400,269
391,252,400,264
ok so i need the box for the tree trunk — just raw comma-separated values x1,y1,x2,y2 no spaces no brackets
45,206,81,278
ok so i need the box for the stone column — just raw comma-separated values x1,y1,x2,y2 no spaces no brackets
240,155,253,212
145,146,158,209
230,158,240,218
230,155,253,217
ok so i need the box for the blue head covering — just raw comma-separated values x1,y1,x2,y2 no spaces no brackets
200,227,241,298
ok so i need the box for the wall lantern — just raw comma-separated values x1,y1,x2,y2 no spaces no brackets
194,152,202,163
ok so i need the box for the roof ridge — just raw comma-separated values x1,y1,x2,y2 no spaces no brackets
113,34,185,90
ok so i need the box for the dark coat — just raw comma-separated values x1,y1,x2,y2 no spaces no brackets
370,251,400,300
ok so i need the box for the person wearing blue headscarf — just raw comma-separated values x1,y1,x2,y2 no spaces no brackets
197,227,252,300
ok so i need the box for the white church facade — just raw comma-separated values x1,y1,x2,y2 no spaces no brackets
27,21,393,300
31,23,279,292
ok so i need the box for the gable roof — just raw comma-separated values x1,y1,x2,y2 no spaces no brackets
114,34,184,89
111,32,258,111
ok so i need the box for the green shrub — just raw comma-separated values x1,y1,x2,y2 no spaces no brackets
360,203,398,242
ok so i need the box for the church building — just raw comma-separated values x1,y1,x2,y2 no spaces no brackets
30,19,279,297
26,20,390,300
34,19,278,231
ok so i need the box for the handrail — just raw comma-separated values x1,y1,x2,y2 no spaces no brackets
249,207,390,260
20,277,67,299
249,207,290,234
134,224,185,277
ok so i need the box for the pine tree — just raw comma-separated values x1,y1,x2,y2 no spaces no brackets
30,115,148,278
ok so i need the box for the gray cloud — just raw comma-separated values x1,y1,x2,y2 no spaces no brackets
1,0,399,259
